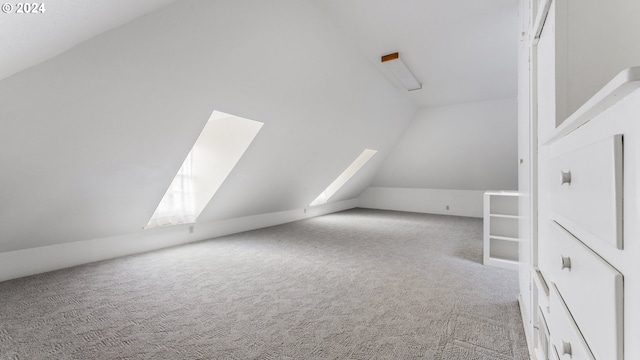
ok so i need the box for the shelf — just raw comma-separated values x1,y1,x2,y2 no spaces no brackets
487,257,518,265
544,67,640,144
484,190,520,196
489,235,521,242
485,257,519,271
489,216,519,239
484,191,520,270
489,238,519,263
490,213,521,219
488,194,519,215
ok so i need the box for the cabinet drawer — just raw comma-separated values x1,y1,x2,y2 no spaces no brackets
550,134,623,249
549,222,623,360
536,308,551,360
548,284,595,360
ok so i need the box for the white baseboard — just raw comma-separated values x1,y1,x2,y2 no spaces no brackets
0,199,358,282
358,187,485,218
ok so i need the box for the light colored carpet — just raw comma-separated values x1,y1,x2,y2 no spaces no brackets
0,208,529,360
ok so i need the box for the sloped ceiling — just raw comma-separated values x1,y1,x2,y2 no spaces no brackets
0,0,180,81
0,0,416,252
315,0,519,108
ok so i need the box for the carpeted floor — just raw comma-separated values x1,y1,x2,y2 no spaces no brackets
0,208,529,360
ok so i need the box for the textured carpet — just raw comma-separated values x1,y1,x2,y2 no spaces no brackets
0,208,529,360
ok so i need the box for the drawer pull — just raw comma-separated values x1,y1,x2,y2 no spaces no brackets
561,340,572,356
561,256,572,270
561,171,572,185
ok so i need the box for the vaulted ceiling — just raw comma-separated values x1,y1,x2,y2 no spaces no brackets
0,0,518,252
1,0,519,106
315,0,519,108
0,0,179,81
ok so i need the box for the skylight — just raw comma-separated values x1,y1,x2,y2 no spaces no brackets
146,111,263,228
310,149,377,207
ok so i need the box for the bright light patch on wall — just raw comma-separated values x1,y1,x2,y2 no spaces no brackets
310,149,377,207
146,151,197,228
146,111,263,228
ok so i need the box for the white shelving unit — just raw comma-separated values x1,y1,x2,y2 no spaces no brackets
484,191,520,270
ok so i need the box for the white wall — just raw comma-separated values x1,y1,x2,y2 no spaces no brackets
0,199,358,282
373,98,518,190
359,188,484,217
361,98,518,216
0,0,416,254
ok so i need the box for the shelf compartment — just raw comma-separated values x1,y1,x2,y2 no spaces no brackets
483,191,520,270
489,216,519,239
489,238,519,262
489,195,519,216
484,257,519,271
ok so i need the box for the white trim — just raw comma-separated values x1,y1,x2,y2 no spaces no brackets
532,0,552,44
0,199,358,282
358,187,485,218
544,67,640,144
519,293,537,360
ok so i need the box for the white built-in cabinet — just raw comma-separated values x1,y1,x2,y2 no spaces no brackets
483,191,519,270
533,69,640,360
519,0,640,359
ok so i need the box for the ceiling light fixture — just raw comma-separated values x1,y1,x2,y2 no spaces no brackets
381,52,422,91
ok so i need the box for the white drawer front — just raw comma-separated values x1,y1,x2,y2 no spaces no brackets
537,308,551,360
549,222,623,360
548,284,595,360
550,134,623,249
